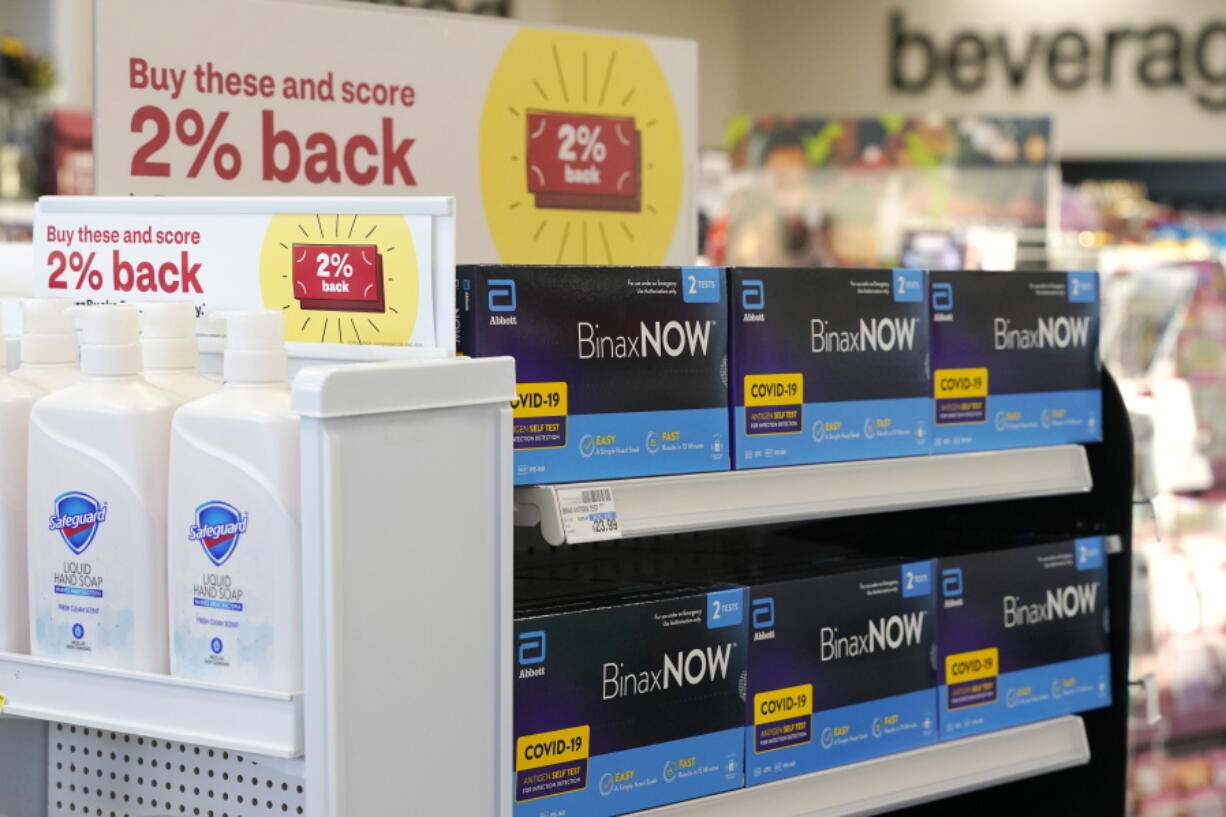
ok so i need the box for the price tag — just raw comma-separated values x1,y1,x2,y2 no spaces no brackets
556,486,621,544
0,694,8,713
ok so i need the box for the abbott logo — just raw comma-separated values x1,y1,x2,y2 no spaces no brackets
941,568,964,600
518,630,546,665
752,597,775,628
489,279,517,312
931,282,953,312
742,279,765,311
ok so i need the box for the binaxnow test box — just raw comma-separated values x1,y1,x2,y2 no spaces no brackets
937,538,1112,739
929,270,1101,453
728,267,930,468
513,585,747,816
458,265,729,484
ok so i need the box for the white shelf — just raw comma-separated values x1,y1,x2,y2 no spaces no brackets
640,716,1090,817
515,445,1093,545
0,652,303,758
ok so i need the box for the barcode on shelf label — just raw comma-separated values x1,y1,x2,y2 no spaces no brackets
556,486,621,544
581,488,613,504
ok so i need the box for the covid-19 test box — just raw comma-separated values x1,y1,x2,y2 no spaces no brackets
457,266,729,484
513,586,747,817
728,268,930,467
937,538,1112,739
745,560,937,783
929,270,1101,452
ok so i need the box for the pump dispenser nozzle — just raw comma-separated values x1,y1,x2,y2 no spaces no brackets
139,302,200,371
20,297,77,365
76,304,142,377
217,310,288,384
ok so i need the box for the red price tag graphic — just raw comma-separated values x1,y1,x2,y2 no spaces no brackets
526,111,640,212
292,244,385,313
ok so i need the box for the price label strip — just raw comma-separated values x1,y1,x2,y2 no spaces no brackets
556,486,621,544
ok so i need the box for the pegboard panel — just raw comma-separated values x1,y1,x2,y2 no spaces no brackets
47,723,304,817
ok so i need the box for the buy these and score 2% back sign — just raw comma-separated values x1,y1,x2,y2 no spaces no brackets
125,59,420,188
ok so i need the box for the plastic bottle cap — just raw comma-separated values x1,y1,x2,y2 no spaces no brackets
20,297,77,365
76,304,142,377
217,310,288,384
139,301,199,371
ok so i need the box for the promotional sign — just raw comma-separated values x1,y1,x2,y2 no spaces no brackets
92,0,697,266
34,196,454,350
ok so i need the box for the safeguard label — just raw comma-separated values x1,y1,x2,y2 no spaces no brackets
515,725,590,802
513,381,568,450
946,647,999,710
744,373,803,435
934,367,988,425
753,684,813,753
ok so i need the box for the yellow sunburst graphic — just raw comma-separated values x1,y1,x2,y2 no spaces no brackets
259,213,419,345
479,28,683,265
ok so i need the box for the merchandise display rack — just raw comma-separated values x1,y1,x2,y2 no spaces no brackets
0,359,1133,817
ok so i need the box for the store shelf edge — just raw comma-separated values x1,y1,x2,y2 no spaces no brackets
638,715,1089,817
514,445,1093,545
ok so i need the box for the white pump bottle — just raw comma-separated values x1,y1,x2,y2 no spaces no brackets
0,312,43,652
139,301,219,402
11,297,81,392
168,310,302,692
27,304,176,671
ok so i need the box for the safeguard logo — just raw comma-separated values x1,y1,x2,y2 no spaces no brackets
48,491,108,554
188,501,248,567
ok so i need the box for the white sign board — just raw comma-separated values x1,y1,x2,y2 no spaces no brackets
92,0,697,266
34,196,454,351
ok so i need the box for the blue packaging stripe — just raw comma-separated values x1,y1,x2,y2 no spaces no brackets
939,653,1112,740
746,688,937,785
194,598,244,612
734,397,931,468
931,389,1101,453
55,585,103,598
514,408,730,485
513,727,743,817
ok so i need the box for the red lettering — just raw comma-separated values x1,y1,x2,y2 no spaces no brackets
381,117,415,186
130,57,149,89
179,252,203,293
344,135,378,186
112,251,135,292
262,111,299,182
305,132,341,184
